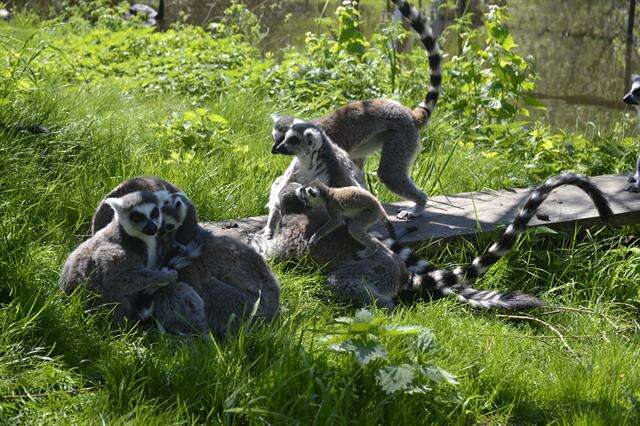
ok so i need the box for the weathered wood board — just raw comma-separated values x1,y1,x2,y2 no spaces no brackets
212,174,640,246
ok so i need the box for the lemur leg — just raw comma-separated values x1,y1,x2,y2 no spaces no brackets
377,129,427,220
309,216,342,246
626,154,640,192
347,211,380,258
150,282,208,337
262,164,296,238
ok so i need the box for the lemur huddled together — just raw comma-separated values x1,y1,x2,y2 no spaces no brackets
60,0,624,336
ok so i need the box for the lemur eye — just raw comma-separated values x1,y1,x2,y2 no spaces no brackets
130,211,145,223
175,200,182,208
633,88,640,95
287,136,300,145
151,207,159,219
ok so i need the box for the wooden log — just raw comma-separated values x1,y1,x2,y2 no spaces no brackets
210,174,640,246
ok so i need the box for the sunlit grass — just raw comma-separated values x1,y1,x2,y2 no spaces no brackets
0,11,639,425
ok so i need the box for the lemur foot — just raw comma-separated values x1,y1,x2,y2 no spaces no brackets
397,209,421,221
625,184,640,193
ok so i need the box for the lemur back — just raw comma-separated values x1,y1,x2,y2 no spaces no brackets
386,173,613,309
271,0,441,220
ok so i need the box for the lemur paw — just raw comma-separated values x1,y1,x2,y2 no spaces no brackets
625,184,640,193
159,267,179,284
397,209,419,221
168,255,192,270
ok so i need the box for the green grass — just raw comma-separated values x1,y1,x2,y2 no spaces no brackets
1,8,640,425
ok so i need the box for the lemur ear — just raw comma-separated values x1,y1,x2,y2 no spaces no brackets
303,128,321,143
270,113,281,123
104,197,123,211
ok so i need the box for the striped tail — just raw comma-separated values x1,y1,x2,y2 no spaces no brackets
386,172,613,309
390,0,442,128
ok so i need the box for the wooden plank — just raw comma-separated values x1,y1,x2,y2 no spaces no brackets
212,174,640,245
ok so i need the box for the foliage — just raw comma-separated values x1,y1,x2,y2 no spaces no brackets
319,309,458,395
0,1,639,424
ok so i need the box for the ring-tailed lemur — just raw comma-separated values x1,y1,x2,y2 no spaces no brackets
260,121,365,240
622,74,640,192
60,191,207,335
271,0,441,221
385,172,613,309
295,180,397,258
92,177,281,338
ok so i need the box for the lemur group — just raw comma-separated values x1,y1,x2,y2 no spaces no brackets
60,0,635,338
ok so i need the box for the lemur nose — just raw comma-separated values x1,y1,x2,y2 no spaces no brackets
142,221,158,236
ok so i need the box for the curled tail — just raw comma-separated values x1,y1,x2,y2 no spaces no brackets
390,0,442,128
386,172,613,309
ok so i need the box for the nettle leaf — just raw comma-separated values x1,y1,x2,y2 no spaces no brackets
376,364,416,394
413,329,437,354
380,325,423,336
421,365,459,386
353,308,374,323
330,339,388,366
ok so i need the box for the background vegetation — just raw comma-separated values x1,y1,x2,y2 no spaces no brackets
0,0,639,423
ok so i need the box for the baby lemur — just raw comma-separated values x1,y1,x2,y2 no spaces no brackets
271,0,441,221
623,74,640,192
295,180,396,258
60,191,207,335
261,121,365,240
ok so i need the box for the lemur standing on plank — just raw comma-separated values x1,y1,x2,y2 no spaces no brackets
385,173,613,309
270,0,441,222
295,180,397,258
622,74,640,192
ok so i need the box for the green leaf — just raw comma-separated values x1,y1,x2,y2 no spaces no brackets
331,338,388,366
413,329,437,353
421,365,459,385
523,95,546,109
380,325,423,336
376,364,416,394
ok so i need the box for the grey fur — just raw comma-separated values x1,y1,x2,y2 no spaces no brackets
59,191,206,333
295,181,397,259
92,177,280,338
271,0,441,221
261,122,365,240
622,75,640,192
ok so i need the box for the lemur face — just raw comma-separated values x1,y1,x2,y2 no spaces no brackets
270,114,296,154
157,191,189,235
295,185,324,208
273,122,324,156
623,75,640,106
105,191,162,238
